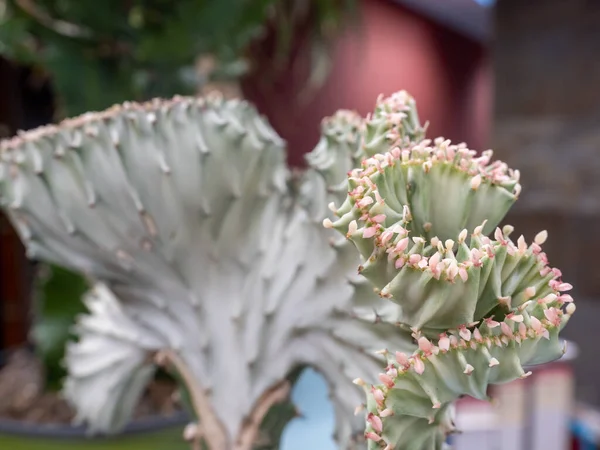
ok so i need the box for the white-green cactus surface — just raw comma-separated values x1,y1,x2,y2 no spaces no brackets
0,95,415,449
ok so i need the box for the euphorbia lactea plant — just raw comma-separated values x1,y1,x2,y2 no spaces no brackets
0,94,417,450
326,93,576,449
0,89,574,450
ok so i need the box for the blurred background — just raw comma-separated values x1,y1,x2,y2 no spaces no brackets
0,0,599,449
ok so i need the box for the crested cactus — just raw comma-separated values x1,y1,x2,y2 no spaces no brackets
302,109,364,219
0,94,416,449
0,87,575,450
326,93,576,449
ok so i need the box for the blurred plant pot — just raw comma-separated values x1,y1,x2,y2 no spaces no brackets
0,347,190,449
0,412,190,449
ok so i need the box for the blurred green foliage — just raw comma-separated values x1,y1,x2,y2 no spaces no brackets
0,0,357,115
29,266,89,390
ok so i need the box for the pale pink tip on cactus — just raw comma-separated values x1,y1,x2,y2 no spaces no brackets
378,373,395,389
506,313,524,323
372,387,385,406
534,230,549,245
396,352,410,367
413,357,425,375
418,337,434,354
458,326,472,341
380,408,394,418
365,432,382,442
485,318,500,328
500,322,514,338
347,220,358,236
544,308,562,327
363,226,378,238
367,413,383,433
518,323,527,339
438,335,451,352
353,378,366,386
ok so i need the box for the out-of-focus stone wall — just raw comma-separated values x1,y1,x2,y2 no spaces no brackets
494,0,600,405
494,0,600,296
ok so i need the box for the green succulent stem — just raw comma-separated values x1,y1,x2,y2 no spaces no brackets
154,349,228,450
326,92,576,449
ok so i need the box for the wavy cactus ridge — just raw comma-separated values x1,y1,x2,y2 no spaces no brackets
63,283,161,432
359,297,575,450
304,109,364,187
330,137,521,243
301,109,364,220
362,91,427,158
328,213,572,332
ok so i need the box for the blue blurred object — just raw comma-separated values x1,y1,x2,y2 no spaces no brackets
572,419,597,450
474,0,496,6
280,369,337,450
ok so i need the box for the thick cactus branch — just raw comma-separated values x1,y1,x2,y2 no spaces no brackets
234,381,292,450
360,297,575,449
155,349,229,450
325,91,576,450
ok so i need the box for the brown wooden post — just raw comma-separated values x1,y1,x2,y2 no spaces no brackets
0,57,29,352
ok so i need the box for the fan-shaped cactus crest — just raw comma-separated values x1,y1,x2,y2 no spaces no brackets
0,93,418,449
326,93,576,450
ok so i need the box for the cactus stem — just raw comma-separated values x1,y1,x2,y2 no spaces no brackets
233,380,291,450
154,349,229,450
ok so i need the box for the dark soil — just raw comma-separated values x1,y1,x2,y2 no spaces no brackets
0,348,182,425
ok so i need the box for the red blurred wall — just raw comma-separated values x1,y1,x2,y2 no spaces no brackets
243,0,492,167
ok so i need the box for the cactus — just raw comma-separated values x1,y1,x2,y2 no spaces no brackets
362,91,427,158
0,88,576,450
326,93,576,449
0,94,417,449
302,109,364,217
